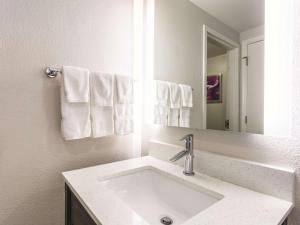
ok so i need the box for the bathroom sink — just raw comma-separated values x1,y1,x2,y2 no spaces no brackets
99,168,222,225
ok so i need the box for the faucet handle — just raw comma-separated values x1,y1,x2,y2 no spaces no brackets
180,134,194,142
169,150,189,162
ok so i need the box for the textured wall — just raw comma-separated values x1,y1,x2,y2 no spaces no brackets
0,0,134,224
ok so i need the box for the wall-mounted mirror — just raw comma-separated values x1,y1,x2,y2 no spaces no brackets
153,0,265,134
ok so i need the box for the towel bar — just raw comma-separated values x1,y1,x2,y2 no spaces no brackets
45,66,139,82
45,67,62,78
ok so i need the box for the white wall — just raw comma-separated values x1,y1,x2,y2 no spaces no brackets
0,0,134,224
207,54,227,130
154,0,239,129
143,1,300,224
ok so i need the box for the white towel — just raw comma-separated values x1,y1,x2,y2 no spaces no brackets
115,118,133,135
115,75,134,135
154,105,168,126
60,67,91,140
114,104,134,135
178,84,192,128
167,82,181,126
115,75,134,104
90,72,114,137
168,108,179,127
90,72,114,106
154,80,169,106
169,82,181,109
153,80,169,125
62,66,90,102
180,107,191,128
179,84,193,107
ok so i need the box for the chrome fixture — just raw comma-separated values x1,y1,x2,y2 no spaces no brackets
44,66,140,81
169,134,194,176
160,216,173,225
45,67,62,78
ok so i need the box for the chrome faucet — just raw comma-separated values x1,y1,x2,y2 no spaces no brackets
169,134,194,176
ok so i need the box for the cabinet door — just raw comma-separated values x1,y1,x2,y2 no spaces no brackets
65,184,97,225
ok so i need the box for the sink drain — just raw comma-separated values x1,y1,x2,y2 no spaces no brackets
160,216,173,225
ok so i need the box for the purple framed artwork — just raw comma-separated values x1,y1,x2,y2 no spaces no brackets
207,74,222,103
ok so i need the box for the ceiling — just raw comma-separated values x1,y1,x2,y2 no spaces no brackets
190,0,264,32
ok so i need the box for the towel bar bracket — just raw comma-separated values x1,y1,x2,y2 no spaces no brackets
45,67,61,78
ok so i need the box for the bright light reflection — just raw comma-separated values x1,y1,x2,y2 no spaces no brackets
264,0,294,137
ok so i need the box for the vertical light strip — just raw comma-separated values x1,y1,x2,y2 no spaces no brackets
264,0,294,137
132,0,144,157
144,0,155,124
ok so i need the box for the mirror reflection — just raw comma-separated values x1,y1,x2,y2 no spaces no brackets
153,0,265,134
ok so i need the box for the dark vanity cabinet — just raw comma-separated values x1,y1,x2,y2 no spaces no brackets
65,185,97,225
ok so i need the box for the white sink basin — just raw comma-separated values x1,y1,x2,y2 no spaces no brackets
99,168,222,225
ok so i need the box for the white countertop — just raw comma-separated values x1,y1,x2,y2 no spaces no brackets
62,156,293,225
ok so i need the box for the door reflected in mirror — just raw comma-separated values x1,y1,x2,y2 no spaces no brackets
153,0,265,135
206,38,229,131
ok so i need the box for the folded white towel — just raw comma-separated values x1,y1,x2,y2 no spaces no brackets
168,108,179,127
154,80,169,106
114,104,134,135
62,66,90,102
114,75,134,135
115,103,133,118
180,107,191,128
60,69,91,140
153,80,169,125
154,105,168,126
115,104,134,135
90,72,114,137
169,82,181,109
179,84,193,107
90,72,114,106
114,118,134,135
91,107,114,137
115,75,134,104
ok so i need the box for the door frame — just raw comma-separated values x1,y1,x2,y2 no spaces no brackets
202,25,240,130
241,36,264,132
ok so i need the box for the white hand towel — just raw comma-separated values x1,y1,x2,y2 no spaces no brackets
115,103,133,118
154,80,169,106
169,82,181,109
62,66,90,102
154,105,168,126
167,82,181,126
180,107,191,128
115,75,134,135
91,107,114,137
90,72,114,137
60,68,91,140
168,108,179,127
114,104,134,135
115,75,134,104
153,80,170,125
91,72,114,106
179,84,193,107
